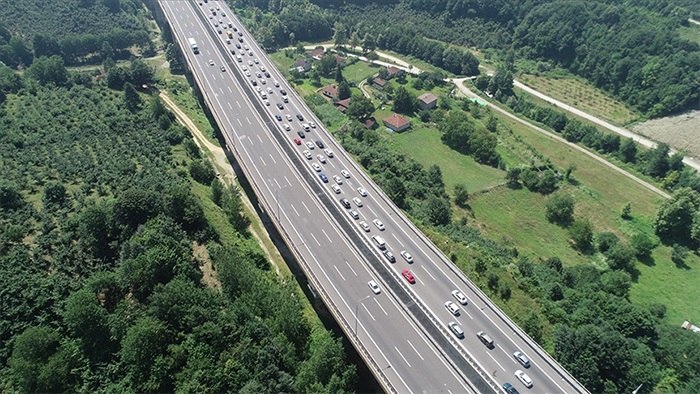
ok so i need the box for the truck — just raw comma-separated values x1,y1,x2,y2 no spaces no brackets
188,37,199,54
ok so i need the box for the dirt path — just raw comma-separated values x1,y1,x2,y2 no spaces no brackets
159,91,286,276
451,79,671,199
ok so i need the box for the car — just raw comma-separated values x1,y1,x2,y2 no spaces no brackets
267,87,273,94
311,162,321,172
283,124,290,131
444,301,460,316
296,113,303,121
221,11,226,16
238,36,243,42
256,72,262,78
228,22,233,28
448,322,464,338
235,43,241,48
293,138,301,145
331,184,341,194
359,221,370,232
309,121,316,128
305,141,315,150
341,169,351,178
297,130,305,138
513,351,531,368
340,198,351,209
333,175,343,184
239,31,244,37
402,269,416,284
220,65,226,72
349,210,360,219
357,187,368,196
263,100,270,106
214,21,218,26
400,250,413,263
260,79,266,85
215,5,219,9
255,86,262,92
241,65,248,71
264,71,271,78
217,29,222,34
248,60,253,66
514,370,533,389
303,150,312,159
319,173,328,183
315,140,324,148
352,197,363,207
373,219,385,230
368,280,381,295
209,14,213,19
251,79,257,86
451,289,468,305
316,154,326,163
254,58,259,64
282,96,289,103
503,383,520,394
286,114,292,121
276,103,284,109
477,331,495,349
281,89,288,95
248,50,253,56
208,59,215,66
260,65,266,71
383,250,396,263
273,80,280,87
324,149,334,158
244,44,249,50
245,71,251,77
302,123,310,130
219,19,223,24
275,114,282,121
226,38,231,44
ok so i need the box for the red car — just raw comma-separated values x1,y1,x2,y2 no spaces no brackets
402,269,416,284
293,137,301,145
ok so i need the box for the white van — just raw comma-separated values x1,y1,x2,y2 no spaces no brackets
236,55,242,62
372,235,386,249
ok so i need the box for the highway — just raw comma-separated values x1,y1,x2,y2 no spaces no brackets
158,1,589,393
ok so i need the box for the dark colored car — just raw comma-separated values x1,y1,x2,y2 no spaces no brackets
280,89,287,95
296,113,303,121
383,250,396,263
340,198,351,209
319,173,328,183
275,114,282,121
315,140,324,149
503,383,520,394
276,103,284,109
264,71,271,78
297,130,305,138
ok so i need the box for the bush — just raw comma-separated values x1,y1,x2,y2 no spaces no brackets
596,232,619,254
189,159,215,185
545,193,575,225
630,233,656,257
568,219,593,251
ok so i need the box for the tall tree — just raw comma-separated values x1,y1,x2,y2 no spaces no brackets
333,22,348,47
393,86,416,114
345,94,374,120
337,80,351,100
123,82,141,112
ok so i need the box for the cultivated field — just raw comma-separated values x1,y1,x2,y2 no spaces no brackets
518,73,640,126
633,109,700,159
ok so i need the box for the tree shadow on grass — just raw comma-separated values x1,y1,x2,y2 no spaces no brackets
637,254,655,267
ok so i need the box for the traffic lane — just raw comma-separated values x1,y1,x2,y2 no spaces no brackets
165,4,474,390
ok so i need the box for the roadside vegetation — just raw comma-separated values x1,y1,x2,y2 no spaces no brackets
0,5,356,393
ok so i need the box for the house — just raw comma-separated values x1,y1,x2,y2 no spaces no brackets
334,97,351,112
383,113,411,132
362,117,377,129
321,84,339,100
335,55,346,66
293,58,311,73
311,48,325,60
372,78,386,89
417,93,438,110
386,66,400,79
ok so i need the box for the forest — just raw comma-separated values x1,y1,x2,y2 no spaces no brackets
234,0,700,118
0,53,354,393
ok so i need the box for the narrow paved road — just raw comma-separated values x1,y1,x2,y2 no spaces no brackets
513,80,700,172
451,79,671,199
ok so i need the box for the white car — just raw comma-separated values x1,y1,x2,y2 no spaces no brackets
303,150,312,160
273,80,280,87
286,114,292,121
341,169,351,178
373,219,385,230
515,370,533,389
309,121,316,128
352,197,363,207
260,65,266,71
349,210,360,219
305,141,315,150
357,187,368,197
324,149,334,158
263,100,270,106
248,60,253,66
267,87,273,94
359,221,370,232
254,58,259,64
368,280,381,295
208,59,215,66
400,250,413,263
451,289,468,305
283,124,290,131
448,321,464,339
255,86,262,92
331,184,341,194
311,162,321,172
444,301,460,316
316,154,326,163
333,175,343,184
241,65,247,71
